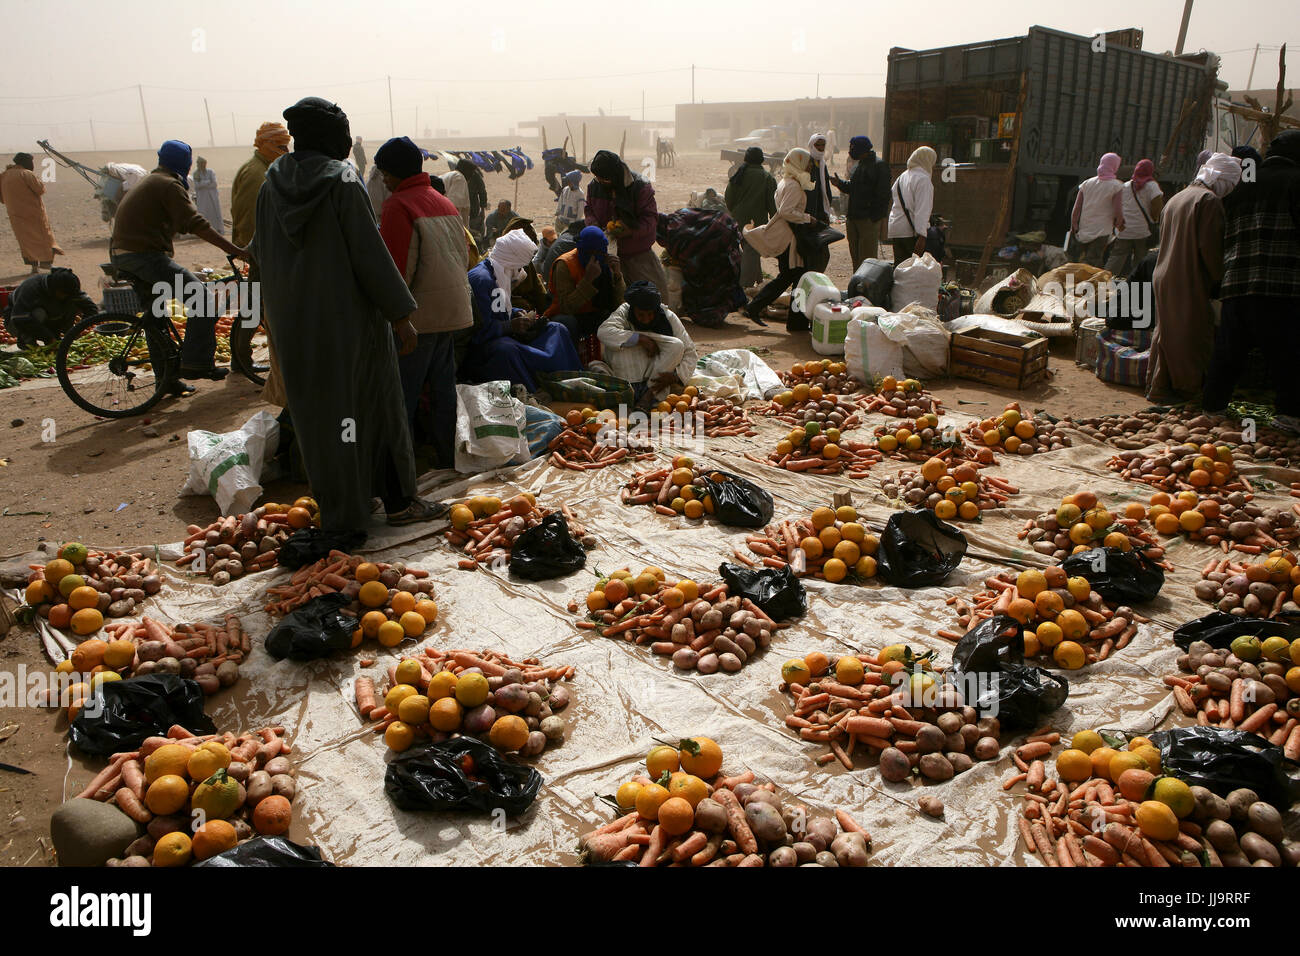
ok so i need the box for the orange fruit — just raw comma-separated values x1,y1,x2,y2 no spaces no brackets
489,715,529,751
803,651,830,677
390,590,417,615
429,697,463,732
360,610,388,638
683,500,705,520
355,562,381,583
810,507,836,530
70,639,107,672
1056,609,1088,641
1035,621,1063,648
1006,598,1036,625
397,694,431,725
102,639,135,670
934,500,957,520
67,585,100,611
1090,747,1120,781
1109,750,1149,780
1134,800,1179,841
145,774,190,815
958,500,980,520
1117,768,1156,802
586,590,609,612
800,536,824,560
1056,749,1093,782
1034,590,1064,619
832,540,861,566
377,620,405,647
635,783,671,820
835,656,865,685
70,608,103,636
668,774,709,809
855,555,878,578
385,721,416,751
660,587,685,609
781,659,812,686
428,671,457,700
616,780,643,810
358,580,389,608
822,558,848,582
287,506,313,529
678,737,723,779
153,831,193,867
187,742,230,782
646,745,680,779
398,610,426,637
657,796,696,836
252,795,293,835
191,819,239,861
144,743,191,784
1053,640,1086,669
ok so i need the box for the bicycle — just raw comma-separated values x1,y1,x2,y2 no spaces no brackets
56,255,259,418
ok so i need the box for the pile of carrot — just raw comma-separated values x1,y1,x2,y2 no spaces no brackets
445,496,588,569
880,466,1019,517
262,551,432,615
546,424,649,471
659,395,757,438
1107,445,1251,494
746,438,880,477
1166,641,1300,755
859,381,945,417
176,508,292,584
103,614,248,668
742,509,878,581
620,459,736,520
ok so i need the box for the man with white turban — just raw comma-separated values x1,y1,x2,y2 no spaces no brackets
1146,152,1242,404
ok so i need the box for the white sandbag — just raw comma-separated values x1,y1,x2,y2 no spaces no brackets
878,311,950,378
791,271,841,316
889,253,942,311
689,348,784,400
809,301,854,355
454,380,530,474
972,268,1037,316
844,313,904,382
182,411,279,516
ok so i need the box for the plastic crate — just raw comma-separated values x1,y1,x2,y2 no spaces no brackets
906,121,951,143
101,283,140,314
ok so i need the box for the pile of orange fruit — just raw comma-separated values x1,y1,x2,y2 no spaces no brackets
961,402,1072,456
745,503,879,583
349,561,440,649
873,415,985,463
778,357,863,394
260,496,321,531
611,737,724,828
880,457,1016,522
1110,442,1244,493
21,542,158,637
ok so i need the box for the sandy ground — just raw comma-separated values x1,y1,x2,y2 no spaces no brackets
0,146,1150,866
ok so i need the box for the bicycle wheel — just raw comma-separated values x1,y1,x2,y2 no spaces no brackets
56,311,178,418
228,312,267,387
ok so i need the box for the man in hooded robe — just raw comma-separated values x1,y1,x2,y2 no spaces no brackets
545,224,626,339
725,145,776,289
251,96,442,531
597,280,697,409
1146,152,1243,405
584,148,667,290
1,152,62,272
464,229,579,392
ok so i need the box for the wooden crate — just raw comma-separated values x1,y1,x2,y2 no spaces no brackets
949,326,1049,390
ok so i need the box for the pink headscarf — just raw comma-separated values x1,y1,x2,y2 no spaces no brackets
1130,159,1155,188
1097,153,1121,180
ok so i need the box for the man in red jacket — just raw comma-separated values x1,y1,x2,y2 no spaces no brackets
375,136,473,469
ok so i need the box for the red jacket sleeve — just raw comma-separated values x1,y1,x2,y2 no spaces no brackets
626,181,659,251
378,197,415,279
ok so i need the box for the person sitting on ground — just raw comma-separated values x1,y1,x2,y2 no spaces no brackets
555,170,585,231
585,148,667,288
483,199,513,246
463,229,580,392
253,96,444,530
596,280,697,410
110,139,248,392
545,224,626,340
534,225,557,273
538,218,584,287
374,135,472,469
4,267,97,349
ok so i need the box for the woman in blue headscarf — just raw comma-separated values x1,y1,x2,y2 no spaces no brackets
544,224,626,339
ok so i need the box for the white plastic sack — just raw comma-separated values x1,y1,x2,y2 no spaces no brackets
454,381,530,474
878,311,950,378
689,348,784,400
844,314,904,382
792,271,841,316
182,411,279,516
972,268,1037,316
890,253,942,312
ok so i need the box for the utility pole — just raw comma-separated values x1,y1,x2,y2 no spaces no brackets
642,90,645,123
89,119,98,151
387,75,395,137
415,105,419,138
816,73,821,97
1175,0,1194,55
691,64,695,104
230,113,237,145
1246,43,1261,89
204,97,215,147
137,84,152,149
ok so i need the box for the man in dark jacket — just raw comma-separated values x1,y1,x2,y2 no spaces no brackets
5,267,97,348
1202,130,1300,432
724,146,776,289
832,136,892,269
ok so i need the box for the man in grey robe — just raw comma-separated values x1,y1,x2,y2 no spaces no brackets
252,96,444,532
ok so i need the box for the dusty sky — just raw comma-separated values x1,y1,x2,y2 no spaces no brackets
2,0,1295,150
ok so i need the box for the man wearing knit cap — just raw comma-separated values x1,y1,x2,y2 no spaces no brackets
253,99,444,531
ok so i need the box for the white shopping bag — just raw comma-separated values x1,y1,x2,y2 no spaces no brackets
878,311,951,378
843,308,899,381
182,411,279,516
454,381,530,474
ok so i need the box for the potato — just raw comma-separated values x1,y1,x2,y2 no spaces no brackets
264,756,292,777
195,674,220,695
133,661,158,676
804,816,838,852
974,736,1000,760
878,747,911,782
1226,789,1258,822
216,661,240,687
1205,819,1239,853
226,761,251,782
744,801,788,845
830,831,869,867
742,788,780,809
693,798,728,834
732,783,757,803
718,652,743,672
547,685,570,711
178,657,198,679
791,841,817,864
918,795,945,818
124,835,156,858
919,752,955,781
270,774,297,801
768,846,798,867
520,731,548,757
1240,831,1281,866
947,752,974,775
147,815,187,841
976,716,1001,737
915,725,946,753
136,641,166,663
245,770,272,806
815,850,839,867
936,712,963,735
540,716,565,741
1247,802,1283,843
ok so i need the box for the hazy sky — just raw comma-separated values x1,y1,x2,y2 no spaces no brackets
2,0,1296,150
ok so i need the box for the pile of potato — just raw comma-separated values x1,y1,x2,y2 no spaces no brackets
744,503,879,582
1066,409,1300,466
361,648,574,758
1107,443,1248,494
581,738,873,866
1017,491,1165,562
1196,552,1300,618
961,402,1071,456
577,567,782,674
445,493,593,569
766,387,863,432
621,456,738,522
23,544,163,638
177,503,311,586
859,376,945,417
778,647,1007,781
1169,637,1300,756
778,357,864,396
881,459,1017,521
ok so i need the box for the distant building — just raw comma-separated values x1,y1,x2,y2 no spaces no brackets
519,114,670,159
674,97,885,152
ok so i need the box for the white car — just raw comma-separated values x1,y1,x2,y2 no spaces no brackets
733,128,783,154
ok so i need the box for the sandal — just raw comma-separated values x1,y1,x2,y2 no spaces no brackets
386,497,449,526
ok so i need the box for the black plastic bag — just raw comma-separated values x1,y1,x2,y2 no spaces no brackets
693,471,774,528
277,527,367,571
193,836,334,867
718,563,807,620
385,737,543,816
509,512,587,580
947,614,1069,730
69,674,216,756
1149,727,1297,809
875,510,967,588
847,257,893,305
1172,611,1300,651
1061,546,1164,604
265,592,356,661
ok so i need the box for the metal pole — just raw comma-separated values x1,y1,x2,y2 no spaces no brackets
1174,0,1194,55
204,97,215,147
230,113,237,144
642,90,645,123
387,75,395,137
89,119,98,151
816,73,821,97
691,64,695,104
1246,43,1261,88
137,84,152,149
